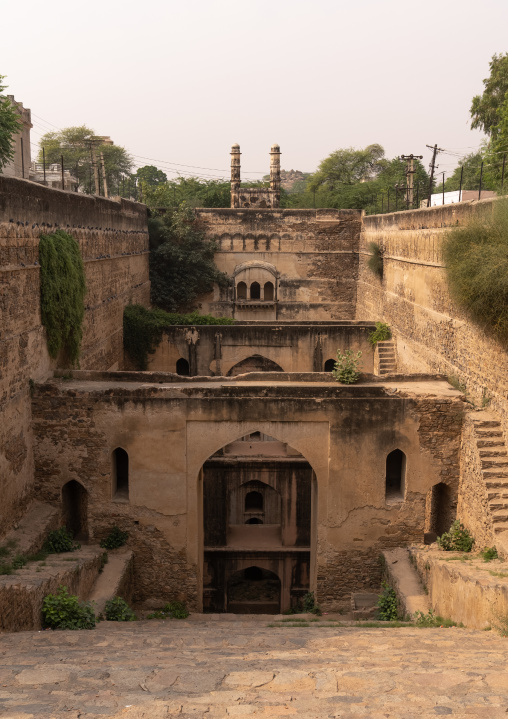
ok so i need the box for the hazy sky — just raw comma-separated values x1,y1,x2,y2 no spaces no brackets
2,0,507,182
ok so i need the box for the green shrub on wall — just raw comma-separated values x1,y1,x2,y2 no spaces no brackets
367,241,383,278
443,199,508,342
123,304,235,370
39,231,86,365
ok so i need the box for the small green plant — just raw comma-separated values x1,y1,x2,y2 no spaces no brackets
302,591,322,616
99,552,108,573
104,596,136,621
368,322,391,347
447,375,467,394
10,554,27,570
481,547,498,562
147,600,189,620
367,241,383,278
437,520,474,552
332,349,362,385
44,527,80,554
377,581,399,621
42,585,95,630
481,387,492,407
29,378,35,397
100,526,129,550
413,609,458,627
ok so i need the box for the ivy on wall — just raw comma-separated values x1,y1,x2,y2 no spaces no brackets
39,231,86,365
124,304,234,370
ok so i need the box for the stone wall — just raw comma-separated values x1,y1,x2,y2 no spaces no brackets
0,176,150,534
195,208,362,321
146,322,376,376
32,374,464,610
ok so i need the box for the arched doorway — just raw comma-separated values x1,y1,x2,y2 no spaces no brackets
227,567,281,613
62,480,88,541
324,358,335,372
202,432,313,613
176,358,190,376
428,482,455,538
227,355,283,376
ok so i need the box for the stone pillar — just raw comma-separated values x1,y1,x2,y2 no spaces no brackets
270,143,281,208
230,143,241,208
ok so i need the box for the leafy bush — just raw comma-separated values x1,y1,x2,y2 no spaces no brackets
100,526,129,550
104,596,136,621
377,582,398,620
302,591,322,615
332,349,362,384
368,322,391,346
443,199,508,342
45,527,80,554
367,242,383,278
437,520,474,552
42,585,95,630
147,600,189,620
39,231,86,365
124,304,235,370
481,547,498,562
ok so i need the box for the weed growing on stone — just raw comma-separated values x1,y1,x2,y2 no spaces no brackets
437,521,474,552
413,610,459,628
481,547,498,562
447,375,467,394
377,582,399,621
45,527,80,554
104,597,136,622
489,570,508,578
367,242,383,279
147,600,189,620
100,526,128,550
368,322,391,346
42,585,95,630
439,555,474,562
302,591,322,615
332,350,362,385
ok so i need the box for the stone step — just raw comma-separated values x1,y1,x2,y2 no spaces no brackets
483,470,508,479
479,449,507,457
475,429,504,438
487,492,508,501
477,439,506,448
485,479,508,489
377,341,394,346
0,500,59,557
494,523,508,534
88,548,134,617
490,511,508,522
472,419,501,428
487,502,508,511
378,349,395,356
482,458,508,469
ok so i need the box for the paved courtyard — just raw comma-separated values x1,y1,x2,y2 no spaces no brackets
1,616,508,719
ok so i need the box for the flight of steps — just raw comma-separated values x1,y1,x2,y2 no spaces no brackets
472,413,508,546
376,340,397,375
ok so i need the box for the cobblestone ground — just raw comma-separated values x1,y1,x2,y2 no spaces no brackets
1,616,508,718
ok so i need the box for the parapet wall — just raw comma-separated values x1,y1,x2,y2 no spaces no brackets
0,176,150,533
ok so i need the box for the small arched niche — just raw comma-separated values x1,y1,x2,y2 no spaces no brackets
237,281,247,300
264,281,274,301
176,358,190,376
62,480,88,540
250,282,261,300
245,490,264,512
113,447,129,500
324,358,336,372
385,449,405,501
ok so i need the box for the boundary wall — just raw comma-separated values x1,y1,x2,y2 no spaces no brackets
0,176,150,533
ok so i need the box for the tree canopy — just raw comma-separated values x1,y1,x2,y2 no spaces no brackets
307,144,385,192
0,75,22,170
471,53,508,137
149,204,229,312
135,164,167,187
38,126,133,194
142,177,231,210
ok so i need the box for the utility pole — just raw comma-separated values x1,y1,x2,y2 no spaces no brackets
426,144,443,208
400,154,423,208
100,152,108,198
90,139,101,195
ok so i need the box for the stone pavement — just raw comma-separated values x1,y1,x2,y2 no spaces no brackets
0,616,508,719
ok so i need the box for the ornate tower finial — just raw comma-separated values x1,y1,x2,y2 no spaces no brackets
270,144,281,208
230,143,241,208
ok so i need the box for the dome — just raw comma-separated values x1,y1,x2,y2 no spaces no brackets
231,143,240,151
271,144,280,152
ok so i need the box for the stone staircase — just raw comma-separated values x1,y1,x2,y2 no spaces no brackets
376,340,397,375
472,414,508,544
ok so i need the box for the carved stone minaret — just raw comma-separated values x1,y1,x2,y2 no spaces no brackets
270,143,281,208
230,143,241,208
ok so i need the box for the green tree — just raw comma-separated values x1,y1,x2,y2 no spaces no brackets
471,53,508,137
0,75,22,170
307,144,385,192
484,96,508,191
149,204,229,312
38,126,132,194
443,151,496,192
136,164,167,187
143,177,231,211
